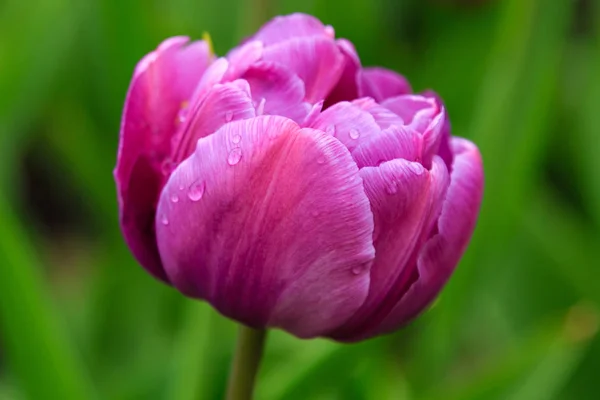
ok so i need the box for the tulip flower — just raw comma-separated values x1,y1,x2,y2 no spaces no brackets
115,13,483,344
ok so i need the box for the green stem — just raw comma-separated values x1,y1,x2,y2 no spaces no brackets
226,325,267,400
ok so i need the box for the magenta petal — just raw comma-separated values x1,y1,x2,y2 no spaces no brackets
186,57,230,109
329,157,450,340
225,41,264,81
358,67,412,102
324,39,361,107
422,90,453,169
155,116,375,337
301,101,324,127
172,80,256,163
382,95,446,168
381,95,437,130
309,101,381,152
251,13,330,45
352,97,404,130
241,61,309,122
115,37,211,282
352,126,422,168
262,36,345,103
374,139,483,335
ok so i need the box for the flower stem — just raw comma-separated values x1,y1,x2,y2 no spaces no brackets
226,325,267,400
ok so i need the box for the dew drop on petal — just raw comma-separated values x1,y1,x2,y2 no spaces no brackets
325,124,336,135
351,265,364,275
227,148,243,165
188,180,206,202
170,194,179,203
232,134,242,144
160,214,169,226
225,111,234,122
317,156,326,165
349,128,360,139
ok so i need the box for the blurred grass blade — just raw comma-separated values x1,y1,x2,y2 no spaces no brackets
257,334,381,400
523,187,600,303
424,304,597,400
505,304,598,400
0,196,94,399
575,0,600,228
167,302,213,400
419,0,574,376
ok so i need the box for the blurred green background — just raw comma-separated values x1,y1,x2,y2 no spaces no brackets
0,0,599,398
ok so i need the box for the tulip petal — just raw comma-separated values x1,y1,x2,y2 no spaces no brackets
382,95,447,168
309,101,381,152
324,39,361,107
329,157,450,340
351,125,422,168
422,90,453,169
353,97,404,130
156,116,375,338
225,41,264,81
172,80,256,163
252,13,331,45
262,36,345,103
374,139,483,335
241,61,310,122
358,67,412,102
115,37,211,282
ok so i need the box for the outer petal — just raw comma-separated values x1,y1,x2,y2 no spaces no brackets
241,61,310,122
329,157,450,341
115,37,211,282
171,80,256,163
308,101,381,152
251,13,331,45
358,67,412,102
373,138,483,336
155,116,375,338
262,36,345,103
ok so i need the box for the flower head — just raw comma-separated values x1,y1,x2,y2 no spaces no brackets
114,13,483,341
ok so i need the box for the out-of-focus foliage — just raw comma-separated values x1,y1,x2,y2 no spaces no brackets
0,0,598,399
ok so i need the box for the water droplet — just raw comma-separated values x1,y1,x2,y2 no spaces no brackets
325,124,336,135
227,148,243,165
317,156,326,165
170,194,179,203
225,111,234,122
232,134,242,144
351,265,364,275
160,214,169,225
188,180,205,201
179,184,185,191
349,128,360,139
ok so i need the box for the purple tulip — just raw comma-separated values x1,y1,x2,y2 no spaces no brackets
114,13,483,341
